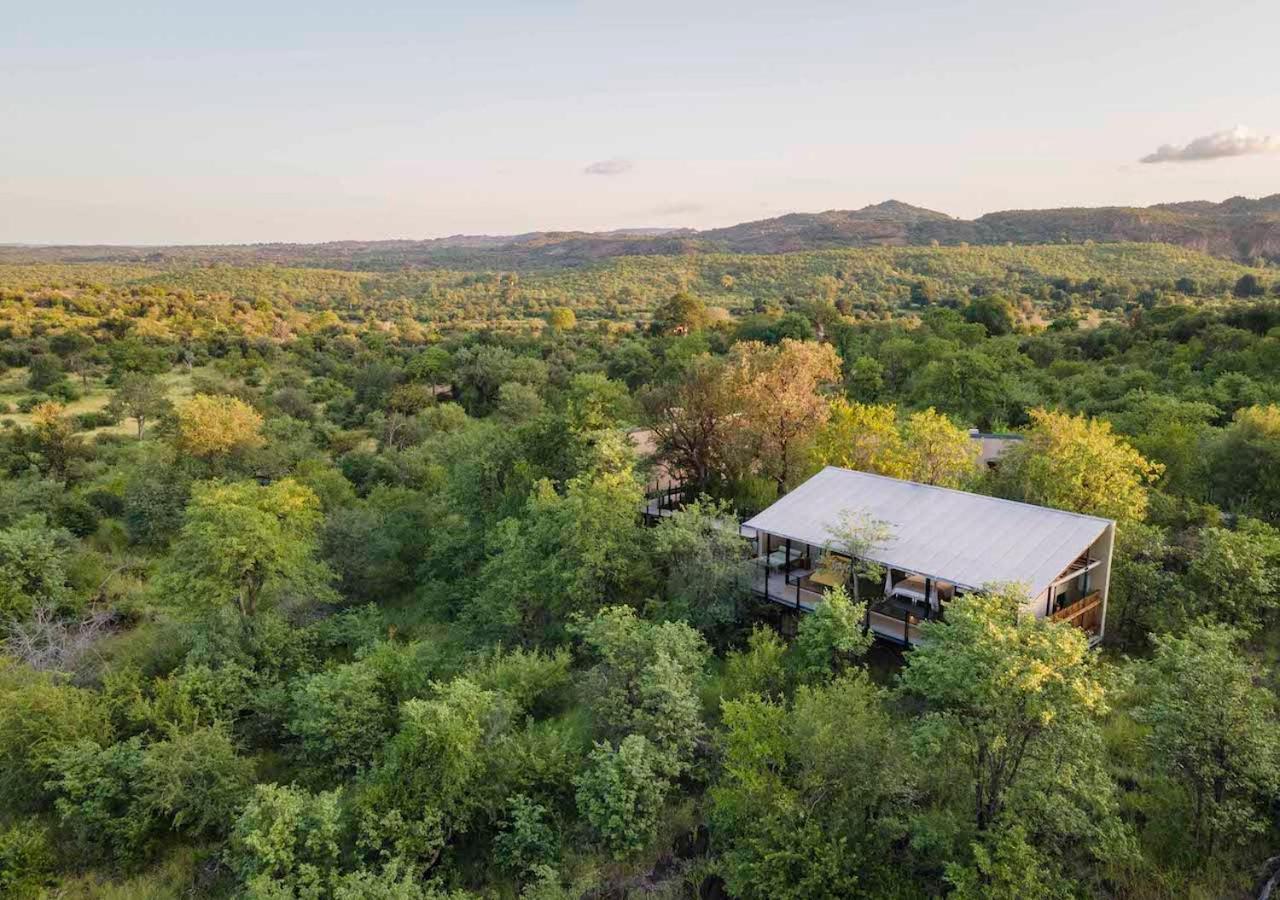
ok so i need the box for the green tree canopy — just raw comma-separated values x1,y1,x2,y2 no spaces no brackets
157,478,330,618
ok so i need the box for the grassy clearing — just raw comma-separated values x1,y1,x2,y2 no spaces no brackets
0,368,207,437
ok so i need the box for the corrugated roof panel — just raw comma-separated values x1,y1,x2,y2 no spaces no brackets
742,467,1112,597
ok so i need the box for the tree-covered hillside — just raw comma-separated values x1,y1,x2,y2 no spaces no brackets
0,242,1269,332
6,194,1279,268
1,246,1279,898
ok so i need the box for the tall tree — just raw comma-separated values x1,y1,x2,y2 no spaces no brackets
988,408,1161,521
901,407,979,487
900,588,1127,896
174,394,265,461
107,374,172,439
728,339,841,493
899,587,1107,834
649,497,754,634
650,291,710,335
157,479,329,618
643,354,741,494
809,400,909,478
1133,624,1280,861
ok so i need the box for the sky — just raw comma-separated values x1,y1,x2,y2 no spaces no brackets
2,0,1278,244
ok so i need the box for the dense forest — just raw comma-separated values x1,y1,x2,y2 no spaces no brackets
2,241,1280,899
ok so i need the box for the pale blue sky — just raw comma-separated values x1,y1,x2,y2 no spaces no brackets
3,0,1278,244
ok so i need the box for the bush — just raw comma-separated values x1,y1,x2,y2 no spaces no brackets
0,822,55,898
48,381,80,403
230,783,344,895
75,410,120,430
305,604,386,659
47,737,156,865
791,585,872,682
84,488,126,518
722,625,789,701
0,518,74,622
494,793,560,875
289,660,395,775
574,735,669,858
139,724,254,839
54,495,100,537
472,646,572,717
0,660,111,810
149,663,259,733
26,355,64,392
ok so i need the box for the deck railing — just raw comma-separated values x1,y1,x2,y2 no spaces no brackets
1050,590,1103,636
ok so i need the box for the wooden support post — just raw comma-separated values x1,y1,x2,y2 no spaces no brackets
924,577,932,620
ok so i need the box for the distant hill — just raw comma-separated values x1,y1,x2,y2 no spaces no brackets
4,195,1279,269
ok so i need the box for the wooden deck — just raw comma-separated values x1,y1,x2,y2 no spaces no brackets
751,569,931,645
752,566,823,610
1050,590,1103,641
867,608,925,645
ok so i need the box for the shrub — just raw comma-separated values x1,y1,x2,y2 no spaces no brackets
47,737,156,865
54,495,100,537
472,646,572,717
574,735,669,858
84,488,126,518
289,661,395,775
74,410,120,430
230,783,344,895
0,822,55,898
138,724,253,839
494,793,560,875
0,660,111,810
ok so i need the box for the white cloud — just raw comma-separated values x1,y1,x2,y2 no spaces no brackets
1140,125,1280,164
583,158,634,176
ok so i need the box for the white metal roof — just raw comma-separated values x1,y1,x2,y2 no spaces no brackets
742,467,1112,598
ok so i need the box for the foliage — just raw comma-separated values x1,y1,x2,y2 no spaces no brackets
465,468,647,644
572,606,709,775
1210,404,1280,521
574,735,669,858
791,586,872,681
174,393,265,460
47,737,155,864
157,478,329,617
989,407,1162,521
0,822,55,899
106,374,172,439
1183,519,1280,628
289,661,396,776
138,724,254,838
1133,624,1280,860
899,588,1126,892
721,625,790,702
710,672,907,899
3,249,1280,895
493,793,560,875
0,660,112,810
649,497,753,633
230,782,344,896
727,339,841,491
0,517,74,623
